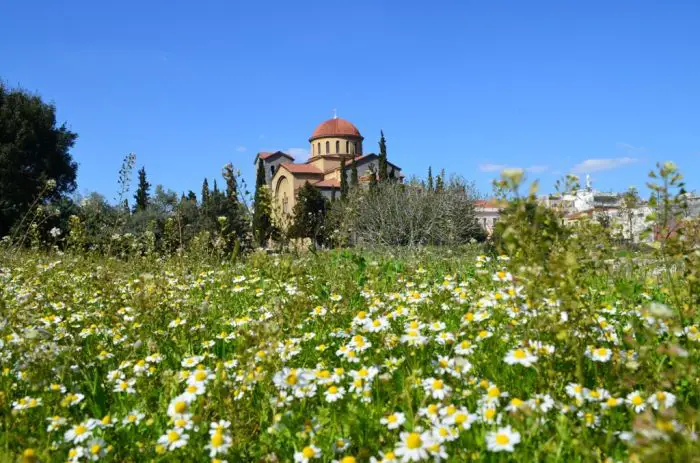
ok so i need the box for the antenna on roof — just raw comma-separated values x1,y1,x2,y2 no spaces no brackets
333,108,337,119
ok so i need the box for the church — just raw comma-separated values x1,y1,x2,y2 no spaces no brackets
254,116,402,218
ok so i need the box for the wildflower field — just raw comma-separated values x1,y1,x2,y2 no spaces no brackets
1,245,698,462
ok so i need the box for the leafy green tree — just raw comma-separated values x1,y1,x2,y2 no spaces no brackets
0,83,78,236
133,167,151,212
340,157,348,200
253,160,274,247
350,156,359,187
289,182,328,247
378,130,388,182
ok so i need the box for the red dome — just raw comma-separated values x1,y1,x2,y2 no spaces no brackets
309,118,363,141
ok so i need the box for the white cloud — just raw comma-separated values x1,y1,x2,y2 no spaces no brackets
479,163,507,172
479,163,549,173
571,157,639,174
235,146,247,153
286,147,309,158
616,142,646,153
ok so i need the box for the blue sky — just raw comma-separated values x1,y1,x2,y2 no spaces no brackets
2,0,698,200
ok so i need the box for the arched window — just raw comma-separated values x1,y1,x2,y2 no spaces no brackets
317,142,320,155
336,141,339,154
326,141,329,154
270,165,275,176
346,141,349,153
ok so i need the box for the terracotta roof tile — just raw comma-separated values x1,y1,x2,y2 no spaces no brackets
313,179,341,188
310,118,363,141
256,151,295,162
279,164,323,175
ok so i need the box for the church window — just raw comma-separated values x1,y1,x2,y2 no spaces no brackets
326,141,329,154
346,141,349,153
317,142,320,155
336,140,339,154
354,141,359,154
270,165,275,176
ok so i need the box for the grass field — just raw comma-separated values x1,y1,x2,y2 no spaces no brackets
1,247,698,462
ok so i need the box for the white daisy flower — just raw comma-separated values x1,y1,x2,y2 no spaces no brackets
486,426,521,452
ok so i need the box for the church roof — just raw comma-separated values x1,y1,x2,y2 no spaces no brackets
309,118,363,141
313,179,340,189
278,163,323,175
254,151,294,164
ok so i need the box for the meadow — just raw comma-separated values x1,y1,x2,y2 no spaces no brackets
1,242,698,462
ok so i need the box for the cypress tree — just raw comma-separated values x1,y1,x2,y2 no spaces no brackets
255,160,266,189
435,168,445,192
378,130,388,181
350,156,359,187
427,166,434,192
201,178,210,206
340,157,348,200
133,166,151,212
253,160,274,247
222,163,238,200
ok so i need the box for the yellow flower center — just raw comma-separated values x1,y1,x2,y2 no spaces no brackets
484,408,496,420
194,371,207,381
211,432,224,447
286,374,298,385
168,431,180,443
488,387,500,398
90,444,101,455
432,379,444,390
328,386,338,394
513,349,526,359
302,446,316,458
406,433,422,449
606,398,618,407
174,401,187,414
495,434,510,445
75,425,87,435
455,413,466,424
340,457,356,463
631,395,643,406
387,415,397,423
